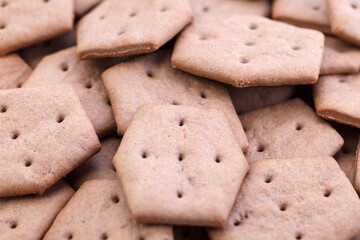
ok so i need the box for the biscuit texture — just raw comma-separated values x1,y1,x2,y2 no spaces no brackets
114,104,249,227
172,15,324,87
0,0,74,55
0,84,101,197
75,0,103,17
103,50,248,150
0,54,32,90
321,36,360,75
272,0,330,33
23,47,116,138
77,0,193,59
328,0,360,46
69,136,121,190
208,157,360,240
0,181,74,240
43,179,174,240
313,73,360,128
240,99,343,163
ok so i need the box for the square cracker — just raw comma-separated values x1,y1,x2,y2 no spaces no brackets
172,15,324,87
328,0,360,46
0,181,74,240
208,157,360,240
190,0,270,17
68,136,121,190
321,36,360,75
0,0,74,56
272,0,331,33
75,0,103,17
228,85,295,114
76,0,193,60
43,179,174,240
0,54,32,90
102,50,248,151
240,98,343,163
0,84,101,197
23,47,116,138
313,73,360,128
114,104,249,227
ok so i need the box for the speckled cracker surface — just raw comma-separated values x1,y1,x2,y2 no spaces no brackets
43,179,174,240
69,136,121,190
23,47,116,138
75,0,103,17
208,157,360,240
0,54,32,90
0,84,101,197
272,0,330,33
114,105,249,227
172,15,324,87
313,73,360,128
240,99,343,163
0,0,74,55
321,36,360,75
102,50,248,151
77,0,193,59
228,85,295,114
328,0,360,46
0,181,74,240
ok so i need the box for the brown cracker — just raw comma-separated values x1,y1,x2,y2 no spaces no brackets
228,85,295,114
313,73,360,128
328,0,360,46
20,28,76,69
321,36,360,75
102,50,248,151
0,181,74,240
114,104,249,227
43,179,174,240
23,47,116,138
75,0,103,17
76,0,193,59
354,138,360,194
172,15,324,87
0,54,32,90
272,0,331,33
0,84,101,197
190,0,270,17
68,136,121,190
208,157,360,240
240,98,343,163
0,0,74,56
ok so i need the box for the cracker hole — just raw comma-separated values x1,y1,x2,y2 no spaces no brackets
17,83,22,88
142,151,148,158
240,57,249,64
160,7,167,12
313,5,320,11
118,30,125,36
244,41,254,46
0,105,7,113
249,23,257,30
57,115,65,123
178,153,184,161
351,3,358,9
25,159,32,167
1,1,7,7
295,233,302,240
172,100,179,105
0,23,6,30
177,191,183,198
138,237,145,240
200,92,206,98
101,233,108,240
264,175,272,183
112,195,120,203
292,46,301,51
202,6,209,12
279,203,287,211
215,155,221,163
85,82,93,89
9,222,17,229
60,63,68,72
43,0,50,2
199,35,207,40
339,78,346,83
100,15,106,20
146,71,153,78
107,99,112,106
112,165,117,172
233,220,241,226
11,131,19,140
130,12,137,17
179,119,185,126
295,123,303,131
257,145,265,152
67,233,73,240
323,189,331,197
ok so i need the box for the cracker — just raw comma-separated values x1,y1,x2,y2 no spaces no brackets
0,0,74,56
0,54,32,90
208,157,360,240
328,0,360,46
114,104,249,227
313,73,360,128
172,15,324,87
272,0,330,33
320,36,360,75
228,85,295,114
20,29,76,69
43,179,174,240
68,136,121,190
23,47,116,138
0,84,101,197
333,125,358,184
0,181,74,240
76,0,193,60
174,226,209,240
190,0,270,17
102,50,248,151
75,0,103,17
354,138,360,194
240,98,343,163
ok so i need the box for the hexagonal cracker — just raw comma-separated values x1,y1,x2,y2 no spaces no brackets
114,104,249,227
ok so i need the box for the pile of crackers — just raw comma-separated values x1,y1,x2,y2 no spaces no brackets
1,0,360,239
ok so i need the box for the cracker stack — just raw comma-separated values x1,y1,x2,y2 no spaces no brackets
1,0,360,239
